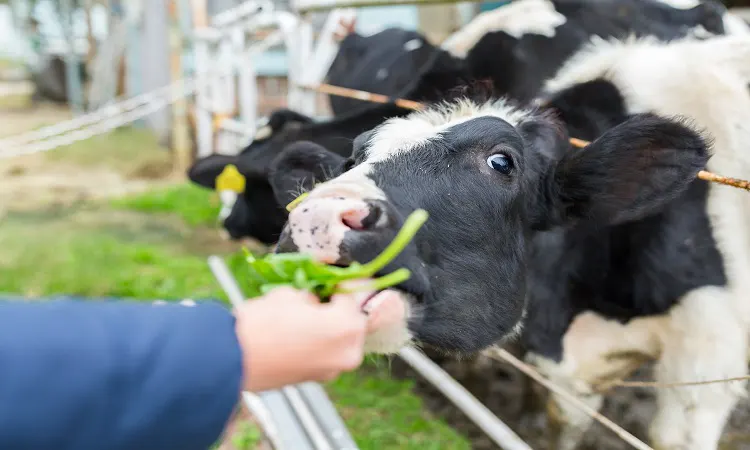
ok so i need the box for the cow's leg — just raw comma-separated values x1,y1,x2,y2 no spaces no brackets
649,286,747,450
526,311,666,450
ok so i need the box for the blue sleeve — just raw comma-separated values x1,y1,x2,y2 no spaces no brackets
0,299,243,450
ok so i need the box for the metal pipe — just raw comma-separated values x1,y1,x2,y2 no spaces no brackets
298,383,359,450
282,386,333,450
398,347,533,450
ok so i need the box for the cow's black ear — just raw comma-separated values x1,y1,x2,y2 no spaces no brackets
268,109,314,132
187,154,239,190
268,141,347,206
543,113,710,227
352,129,375,155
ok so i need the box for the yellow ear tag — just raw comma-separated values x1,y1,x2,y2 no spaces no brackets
286,192,309,212
216,164,246,194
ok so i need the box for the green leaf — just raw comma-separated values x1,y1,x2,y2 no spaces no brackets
242,209,429,301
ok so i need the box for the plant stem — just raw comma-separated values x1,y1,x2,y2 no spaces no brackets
360,209,429,276
336,268,412,294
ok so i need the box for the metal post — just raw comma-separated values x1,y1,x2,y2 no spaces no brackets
60,0,85,114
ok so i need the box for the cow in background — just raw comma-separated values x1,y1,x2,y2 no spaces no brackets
188,0,735,245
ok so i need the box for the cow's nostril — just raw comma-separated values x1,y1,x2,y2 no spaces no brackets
341,202,384,231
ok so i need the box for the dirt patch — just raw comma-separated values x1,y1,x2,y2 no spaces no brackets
0,153,165,211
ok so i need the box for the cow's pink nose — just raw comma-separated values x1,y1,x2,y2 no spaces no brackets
285,197,386,264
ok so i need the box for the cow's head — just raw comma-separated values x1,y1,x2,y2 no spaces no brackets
187,109,313,244
269,98,710,355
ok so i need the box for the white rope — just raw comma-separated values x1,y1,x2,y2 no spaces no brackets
0,78,197,152
0,79,198,159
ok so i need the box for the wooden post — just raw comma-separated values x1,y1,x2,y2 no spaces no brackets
60,0,85,114
419,4,460,43
84,0,97,65
169,0,192,175
191,0,214,158
124,0,143,125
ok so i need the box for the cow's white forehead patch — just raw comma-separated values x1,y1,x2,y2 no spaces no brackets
306,98,532,203
441,0,566,58
364,98,532,166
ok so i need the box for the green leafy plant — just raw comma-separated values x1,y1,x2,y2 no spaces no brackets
243,209,429,300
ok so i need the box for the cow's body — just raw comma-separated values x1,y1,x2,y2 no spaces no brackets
189,0,741,245
519,34,750,450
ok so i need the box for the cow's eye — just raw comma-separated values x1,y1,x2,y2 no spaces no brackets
486,154,514,175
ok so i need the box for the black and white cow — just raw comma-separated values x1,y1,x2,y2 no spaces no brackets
269,34,750,450
519,34,750,450
188,0,736,246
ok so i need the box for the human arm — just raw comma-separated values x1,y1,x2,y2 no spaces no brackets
0,299,242,450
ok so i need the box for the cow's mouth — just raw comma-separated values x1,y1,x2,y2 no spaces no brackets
360,287,415,354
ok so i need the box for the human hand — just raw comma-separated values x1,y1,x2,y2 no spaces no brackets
234,285,375,392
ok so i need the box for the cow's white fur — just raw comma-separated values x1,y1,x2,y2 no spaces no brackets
440,0,566,58
366,98,531,165
530,34,750,450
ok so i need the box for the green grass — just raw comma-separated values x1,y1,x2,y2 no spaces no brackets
0,207,247,300
231,422,262,450
111,183,222,227
328,361,470,450
0,182,470,449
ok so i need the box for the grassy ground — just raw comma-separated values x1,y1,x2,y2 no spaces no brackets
0,121,470,449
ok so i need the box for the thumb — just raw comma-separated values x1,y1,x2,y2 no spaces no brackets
331,280,375,315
